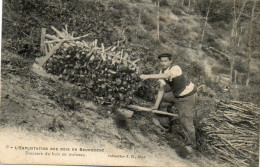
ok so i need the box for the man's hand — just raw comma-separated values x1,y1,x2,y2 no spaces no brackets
140,74,149,80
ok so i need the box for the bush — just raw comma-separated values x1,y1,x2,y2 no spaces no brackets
159,32,168,43
151,0,169,6
194,0,233,23
211,66,229,75
141,12,157,31
237,85,260,106
130,0,143,3
2,0,137,58
233,59,249,73
171,6,186,16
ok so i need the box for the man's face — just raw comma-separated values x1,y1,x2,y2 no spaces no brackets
160,57,171,69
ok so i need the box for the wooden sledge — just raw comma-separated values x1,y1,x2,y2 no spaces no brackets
127,105,178,117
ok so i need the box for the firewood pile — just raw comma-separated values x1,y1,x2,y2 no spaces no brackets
40,26,143,107
202,100,259,166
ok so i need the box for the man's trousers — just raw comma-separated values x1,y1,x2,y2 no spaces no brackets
157,91,197,147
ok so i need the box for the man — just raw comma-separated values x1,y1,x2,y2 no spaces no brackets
140,53,197,149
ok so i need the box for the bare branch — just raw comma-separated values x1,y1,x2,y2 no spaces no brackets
200,0,212,43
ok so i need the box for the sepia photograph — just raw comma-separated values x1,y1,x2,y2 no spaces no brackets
0,0,259,166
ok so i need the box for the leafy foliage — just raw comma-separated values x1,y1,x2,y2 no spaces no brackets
194,0,233,23
3,0,137,58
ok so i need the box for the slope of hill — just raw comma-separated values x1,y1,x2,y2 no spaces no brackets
3,0,259,104
1,50,222,167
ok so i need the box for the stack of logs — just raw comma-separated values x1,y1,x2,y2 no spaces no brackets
202,100,259,166
42,26,143,106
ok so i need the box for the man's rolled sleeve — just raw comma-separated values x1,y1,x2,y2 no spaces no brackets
168,66,182,79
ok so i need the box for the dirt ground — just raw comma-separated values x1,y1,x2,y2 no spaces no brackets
1,50,223,166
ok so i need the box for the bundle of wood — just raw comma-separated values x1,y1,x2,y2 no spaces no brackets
39,26,143,106
202,100,259,166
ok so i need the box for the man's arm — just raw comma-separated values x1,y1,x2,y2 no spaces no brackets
140,73,170,80
140,65,182,81
152,85,165,110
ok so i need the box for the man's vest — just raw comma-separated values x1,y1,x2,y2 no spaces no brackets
161,66,196,98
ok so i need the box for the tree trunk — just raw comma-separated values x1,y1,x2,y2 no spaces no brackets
246,60,250,86
234,70,237,84
200,1,211,43
246,0,256,87
231,0,248,45
188,0,191,11
230,58,234,83
40,28,46,55
157,1,160,40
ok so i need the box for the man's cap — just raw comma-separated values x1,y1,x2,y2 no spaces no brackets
158,53,172,59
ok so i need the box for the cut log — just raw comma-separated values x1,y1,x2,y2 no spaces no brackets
40,28,46,55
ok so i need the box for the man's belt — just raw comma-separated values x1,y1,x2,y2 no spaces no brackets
175,89,197,99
